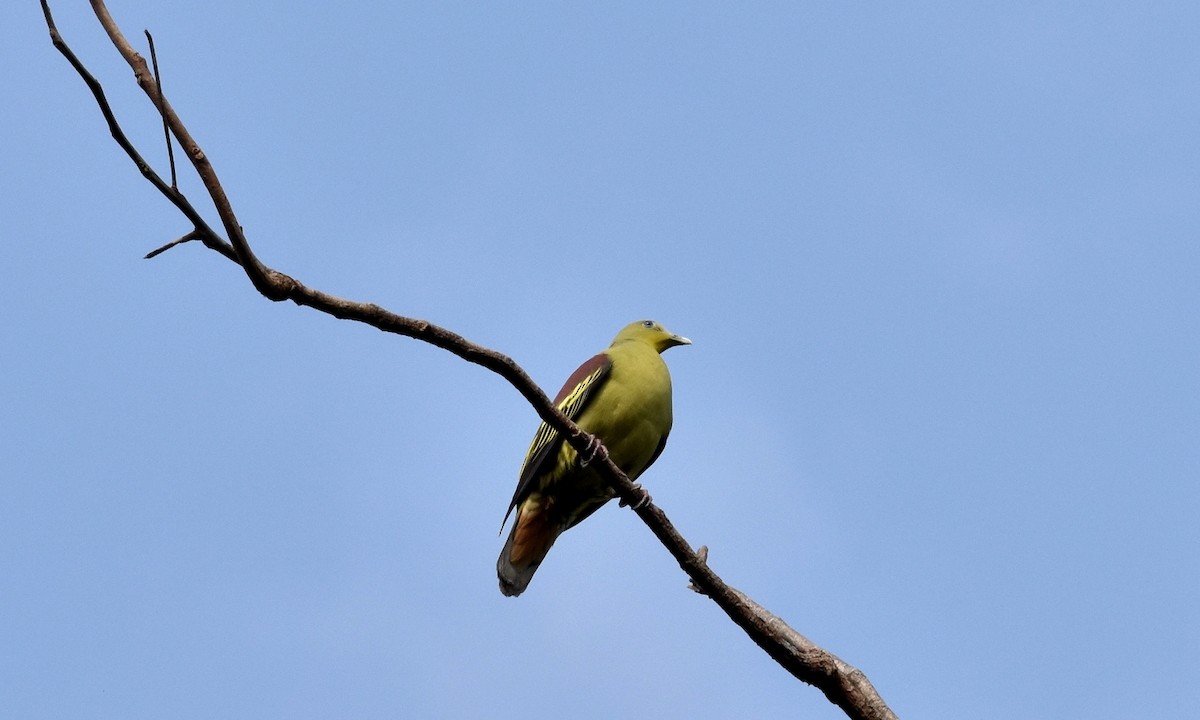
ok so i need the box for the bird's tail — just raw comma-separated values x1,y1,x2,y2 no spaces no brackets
497,495,560,597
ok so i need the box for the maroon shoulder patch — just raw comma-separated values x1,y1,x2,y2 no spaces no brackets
552,352,610,405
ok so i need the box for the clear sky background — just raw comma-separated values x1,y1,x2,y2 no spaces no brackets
4,2,1198,718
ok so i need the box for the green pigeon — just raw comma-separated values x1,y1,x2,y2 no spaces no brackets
497,320,690,596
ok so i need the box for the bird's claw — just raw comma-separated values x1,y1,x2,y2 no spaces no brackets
578,435,608,468
619,483,652,509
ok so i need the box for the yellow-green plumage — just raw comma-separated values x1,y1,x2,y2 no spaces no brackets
497,320,690,597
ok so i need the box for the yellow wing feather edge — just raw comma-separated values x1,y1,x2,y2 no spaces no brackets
500,359,611,530
519,364,606,477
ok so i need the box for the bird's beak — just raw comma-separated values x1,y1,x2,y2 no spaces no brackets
667,333,692,348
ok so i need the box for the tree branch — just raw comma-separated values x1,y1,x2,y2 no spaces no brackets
42,3,897,719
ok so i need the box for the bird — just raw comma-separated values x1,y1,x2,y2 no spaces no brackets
496,319,690,597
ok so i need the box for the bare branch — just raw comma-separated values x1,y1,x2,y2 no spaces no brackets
86,0,278,294
42,4,898,719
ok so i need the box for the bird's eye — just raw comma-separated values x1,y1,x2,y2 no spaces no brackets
642,320,655,328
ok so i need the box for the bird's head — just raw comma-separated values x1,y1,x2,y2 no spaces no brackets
613,319,692,354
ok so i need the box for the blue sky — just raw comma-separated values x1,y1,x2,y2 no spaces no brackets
5,2,1198,718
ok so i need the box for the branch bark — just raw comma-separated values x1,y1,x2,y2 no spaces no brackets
42,3,898,719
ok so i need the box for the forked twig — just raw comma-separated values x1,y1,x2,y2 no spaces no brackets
40,0,236,265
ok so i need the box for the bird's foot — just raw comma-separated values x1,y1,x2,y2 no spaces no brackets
578,435,608,468
619,483,652,509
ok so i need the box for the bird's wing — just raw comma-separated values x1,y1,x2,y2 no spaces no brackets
501,352,612,528
641,429,671,476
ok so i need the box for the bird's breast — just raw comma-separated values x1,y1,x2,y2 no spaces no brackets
576,348,673,479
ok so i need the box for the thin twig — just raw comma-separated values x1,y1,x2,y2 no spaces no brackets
144,29,177,190
42,4,898,719
145,230,200,259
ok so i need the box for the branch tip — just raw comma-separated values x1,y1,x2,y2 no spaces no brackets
144,230,200,259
